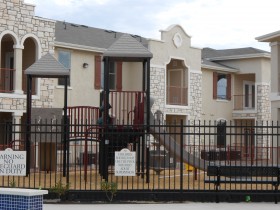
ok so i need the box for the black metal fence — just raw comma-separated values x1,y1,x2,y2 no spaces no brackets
0,120,279,202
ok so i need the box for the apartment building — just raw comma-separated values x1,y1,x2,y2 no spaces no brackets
0,0,272,149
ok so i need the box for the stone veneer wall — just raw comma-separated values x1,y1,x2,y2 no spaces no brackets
256,84,271,159
0,79,55,110
150,66,165,114
188,72,202,121
256,84,271,121
150,66,202,122
0,0,55,112
150,66,202,149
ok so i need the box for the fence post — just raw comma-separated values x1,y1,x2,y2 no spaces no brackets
180,119,183,195
146,134,150,183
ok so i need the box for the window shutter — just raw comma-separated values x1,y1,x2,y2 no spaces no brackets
226,74,231,100
213,72,218,99
94,55,101,89
116,62,122,91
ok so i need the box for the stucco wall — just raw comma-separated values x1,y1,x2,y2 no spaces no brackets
149,25,202,121
218,58,270,83
53,49,143,108
201,68,233,121
149,26,201,71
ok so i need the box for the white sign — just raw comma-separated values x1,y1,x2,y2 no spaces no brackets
0,148,26,176
115,149,135,176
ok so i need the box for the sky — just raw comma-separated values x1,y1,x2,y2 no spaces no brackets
24,0,280,52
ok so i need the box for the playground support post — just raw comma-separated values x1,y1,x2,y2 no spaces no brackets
25,75,32,176
63,76,68,180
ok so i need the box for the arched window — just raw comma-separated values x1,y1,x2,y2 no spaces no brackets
1,34,16,93
22,37,37,94
166,59,188,106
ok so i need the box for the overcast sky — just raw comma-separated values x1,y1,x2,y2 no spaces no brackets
24,0,280,52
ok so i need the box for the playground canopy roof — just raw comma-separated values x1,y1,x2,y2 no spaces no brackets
103,34,153,62
25,53,70,78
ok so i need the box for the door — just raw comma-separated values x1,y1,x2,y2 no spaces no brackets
243,128,255,160
243,81,255,109
166,115,186,143
5,52,14,92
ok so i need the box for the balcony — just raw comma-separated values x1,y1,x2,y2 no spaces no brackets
233,94,255,110
0,68,15,93
166,86,188,106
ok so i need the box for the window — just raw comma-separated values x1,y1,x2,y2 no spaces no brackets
213,72,231,100
217,120,226,148
244,82,255,109
109,62,116,90
217,74,227,99
95,57,122,91
58,51,71,86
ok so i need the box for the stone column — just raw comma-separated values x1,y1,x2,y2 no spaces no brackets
12,111,23,150
13,45,23,94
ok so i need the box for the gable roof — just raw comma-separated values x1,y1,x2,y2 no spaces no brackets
55,21,149,52
103,33,152,60
256,30,280,42
25,53,70,77
203,47,269,60
201,47,270,73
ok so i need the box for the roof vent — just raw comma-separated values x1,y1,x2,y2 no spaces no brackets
63,21,66,30
131,34,142,42
105,30,117,38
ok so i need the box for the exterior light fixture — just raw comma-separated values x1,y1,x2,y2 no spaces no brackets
83,63,89,68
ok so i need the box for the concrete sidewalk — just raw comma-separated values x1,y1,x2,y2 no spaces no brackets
44,202,279,210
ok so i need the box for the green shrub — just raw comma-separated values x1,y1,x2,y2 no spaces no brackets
101,181,118,202
49,180,70,198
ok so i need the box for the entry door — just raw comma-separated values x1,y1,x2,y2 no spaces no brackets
244,82,255,109
244,128,255,159
166,115,186,142
5,52,14,92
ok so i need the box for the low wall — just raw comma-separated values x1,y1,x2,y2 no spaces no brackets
0,188,48,210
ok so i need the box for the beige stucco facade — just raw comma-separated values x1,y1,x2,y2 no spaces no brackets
148,25,202,123
202,56,271,122
53,48,101,107
52,47,143,108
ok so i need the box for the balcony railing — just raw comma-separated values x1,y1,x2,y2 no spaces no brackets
233,94,255,110
166,86,188,106
0,68,15,93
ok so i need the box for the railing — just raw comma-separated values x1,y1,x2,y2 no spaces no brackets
0,68,15,93
166,86,188,106
0,120,279,202
109,91,145,125
67,106,100,140
233,94,255,110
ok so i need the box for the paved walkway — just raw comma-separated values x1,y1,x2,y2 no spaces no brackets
44,202,279,210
